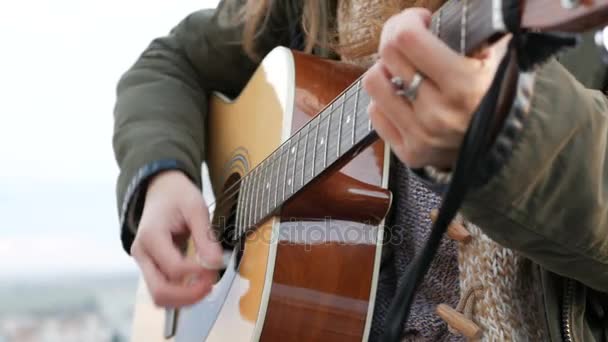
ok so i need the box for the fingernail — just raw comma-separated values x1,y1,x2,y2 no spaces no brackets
196,253,223,270
185,274,200,287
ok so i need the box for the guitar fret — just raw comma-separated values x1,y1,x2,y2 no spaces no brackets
314,114,329,175
357,108,369,141
262,159,270,219
306,119,318,183
301,125,309,186
441,0,460,51
296,126,308,189
323,104,332,168
461,0,468,54
283,140,291,200
243,176,251,235
236,176,246,237
268,152,276,212
291,131,300,194
339,87,355,154
258,165,264,223
253,164,261,225
244,171,254,230
258,162,265,222
234,178,241,238
353,84,359,145
337,95,345,157
311,116,320,178
275,145,285,208
436,8,442,38
247,173,255,230
241,174,253,234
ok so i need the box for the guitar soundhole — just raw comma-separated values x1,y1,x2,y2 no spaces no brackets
212,173,242,275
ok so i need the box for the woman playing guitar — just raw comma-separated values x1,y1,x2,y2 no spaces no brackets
113,0,608,340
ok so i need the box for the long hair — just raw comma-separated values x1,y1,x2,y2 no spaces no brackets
242,0,445,59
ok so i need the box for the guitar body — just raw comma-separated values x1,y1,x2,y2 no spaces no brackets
131,47,391,342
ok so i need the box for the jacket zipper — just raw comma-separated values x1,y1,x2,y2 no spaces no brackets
561,278,575,342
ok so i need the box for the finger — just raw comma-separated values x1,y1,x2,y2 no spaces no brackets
183,197,224,270
363,63,413,139
388,10,477,92
381,45,470,148
369,105,458,169
379,41,440,103
379,42,417,83
138,254,213,308
482,34,511,70
379,45,458,144
364,63,444,151
368,97,456,168
380,8,432,51
367,100,404,149
143,228,209,282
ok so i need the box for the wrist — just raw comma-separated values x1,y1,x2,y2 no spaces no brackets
147,169,191,196
118,159,194,254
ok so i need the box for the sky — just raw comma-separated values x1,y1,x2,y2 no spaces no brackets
0,0,220,280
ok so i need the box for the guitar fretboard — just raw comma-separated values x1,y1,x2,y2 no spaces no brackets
234,0,505,238
236,80,373,236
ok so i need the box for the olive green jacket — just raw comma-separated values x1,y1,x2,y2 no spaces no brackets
113,1,608,340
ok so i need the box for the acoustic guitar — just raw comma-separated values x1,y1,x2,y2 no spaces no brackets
130,1,608,341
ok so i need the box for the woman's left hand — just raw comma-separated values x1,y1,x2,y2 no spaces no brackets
362,8,509,169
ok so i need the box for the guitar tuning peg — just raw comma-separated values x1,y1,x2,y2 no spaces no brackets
594,26,608,64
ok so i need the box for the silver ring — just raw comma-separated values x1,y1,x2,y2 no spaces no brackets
395,72,424,102
391,76,405,90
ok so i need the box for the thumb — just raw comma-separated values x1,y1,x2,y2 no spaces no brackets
184,198,224,270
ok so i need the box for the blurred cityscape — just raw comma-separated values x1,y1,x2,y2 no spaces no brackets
0,273,138,342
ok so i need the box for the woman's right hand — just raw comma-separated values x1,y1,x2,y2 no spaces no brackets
130,170,224,308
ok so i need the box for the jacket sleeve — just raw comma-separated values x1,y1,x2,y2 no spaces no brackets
112,1,292,253
461,58,608,292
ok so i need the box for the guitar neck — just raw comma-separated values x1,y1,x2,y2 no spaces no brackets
234,0,608,237
236,79,374,235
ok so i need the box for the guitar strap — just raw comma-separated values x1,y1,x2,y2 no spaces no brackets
382,1,578,340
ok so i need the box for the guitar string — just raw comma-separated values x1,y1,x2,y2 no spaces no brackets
207,102,371,219
206,81,368,214
214,114,373,217
212,123,373,243
209,80,365,210
213,117,374,240
206,101,373,228
208,103,372,224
